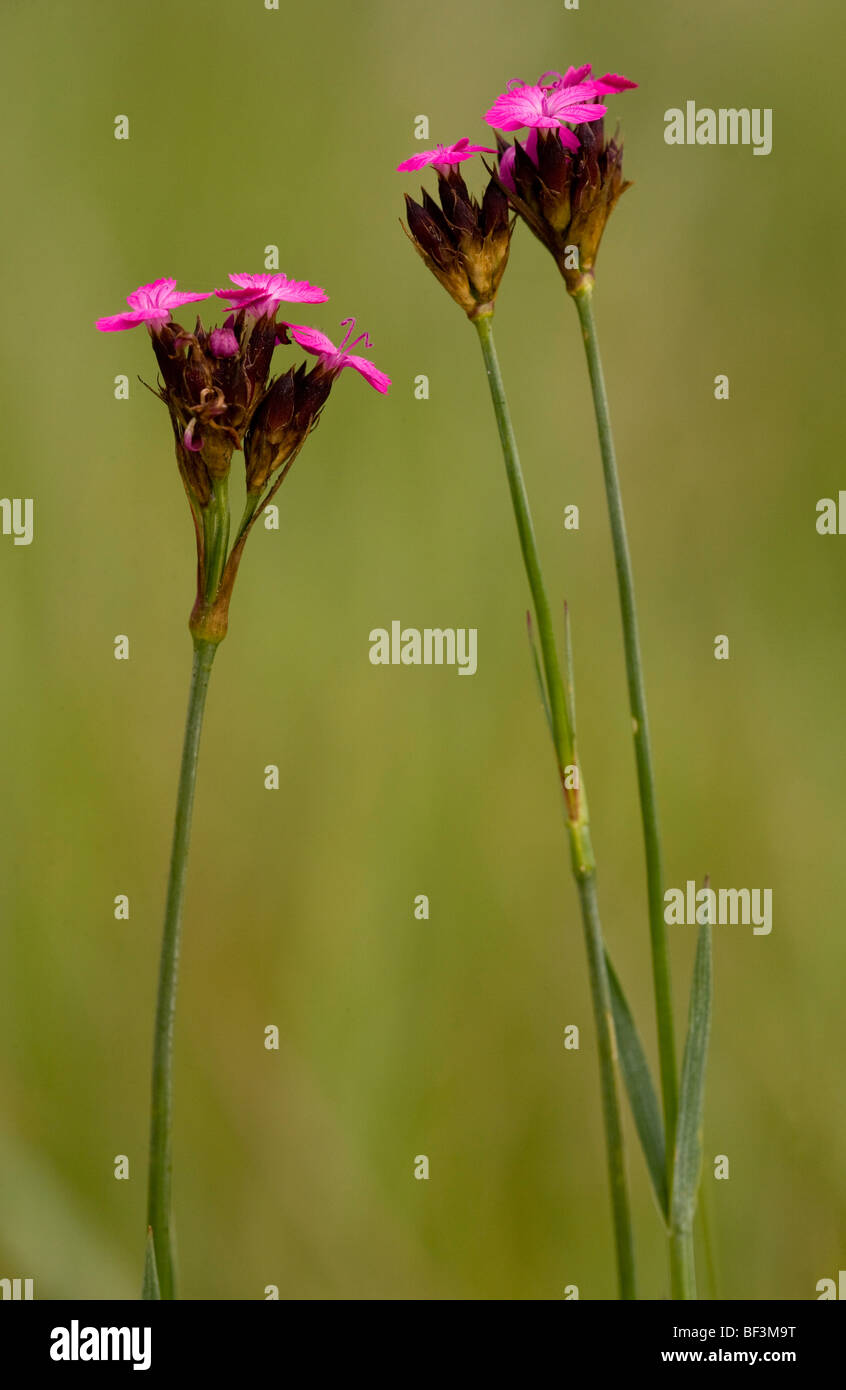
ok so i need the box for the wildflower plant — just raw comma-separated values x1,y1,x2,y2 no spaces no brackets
398,64,712,1300
97,271,389,1299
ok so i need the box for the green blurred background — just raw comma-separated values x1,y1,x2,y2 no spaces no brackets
0,0,843,1300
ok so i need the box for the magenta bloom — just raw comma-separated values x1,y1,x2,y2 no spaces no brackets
485,66,636,147
397,137,496,174
215,272,328,320
96,278,211,332
287,319,390,394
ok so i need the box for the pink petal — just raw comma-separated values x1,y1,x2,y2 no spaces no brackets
277,277,328,304
227,273,263,289
95,310,147,332
546,89,608,122
288,323,338,357
165,289,212,307
217,273,327,309
214,286,259,305
592,72,638,94
397,149,441,171
344,355,391,393
485,86,546,131
127,277,177,310
558,64,593,87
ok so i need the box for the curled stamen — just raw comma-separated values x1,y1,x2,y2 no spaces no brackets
183,418,202,452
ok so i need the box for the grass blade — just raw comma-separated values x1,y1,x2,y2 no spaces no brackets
671,909,713,1238
605,950,668,1220
525,610,553,739
562,601,577,745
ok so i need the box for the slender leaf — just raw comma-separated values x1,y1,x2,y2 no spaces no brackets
605,951,668,1220
142,1227,161,1301
671,914,713,1236
562,601,577,746
525,610,553,739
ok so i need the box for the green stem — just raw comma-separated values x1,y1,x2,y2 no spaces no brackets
576,872,638,1299
573,286,690,1297
670,1229,697,1300
146,637,218,1299
473,312,636,1300
573,289,678,1150
203,476,230,603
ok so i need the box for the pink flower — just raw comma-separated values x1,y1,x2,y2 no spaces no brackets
486,78,605,143
397,137,496,174
96,277,211,332
485,66,636,144
215,272,328,320
287,319,391,394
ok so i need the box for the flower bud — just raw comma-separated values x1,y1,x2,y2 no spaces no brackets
209,326,239,357
403,166,513,318
244,364,332,494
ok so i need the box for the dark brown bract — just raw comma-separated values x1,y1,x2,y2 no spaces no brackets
403,166,513,318
496,120,631,295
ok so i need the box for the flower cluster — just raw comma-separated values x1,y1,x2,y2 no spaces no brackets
397,63,636,302
97,273,389,641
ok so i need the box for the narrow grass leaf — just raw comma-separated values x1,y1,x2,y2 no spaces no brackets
525,610,553,739
605,950,668,1219
671,914,713,1236
562,601,577,744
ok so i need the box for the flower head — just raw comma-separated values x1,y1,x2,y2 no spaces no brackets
287,319,391,393
494,117,631,294
488,67,636,293
96,278,211,332
397,137,496,174
99,274,387,644
149,311,278,493
215,272,328,320
484,66,636,148
400,159,513,318
485,74,604,144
